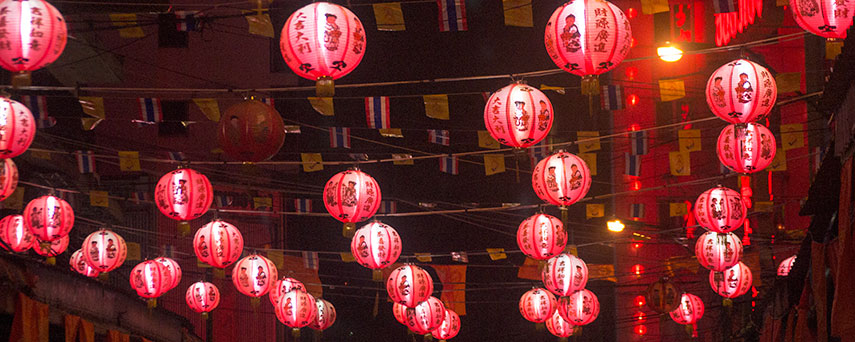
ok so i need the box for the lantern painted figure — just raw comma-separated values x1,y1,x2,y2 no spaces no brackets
777,255,797,276
309,298,336,331
81,229,127,273
0,98,35,158
546,311,576,338
270,277,306,305
558,289,600,326
154,257,182,291
710,261,753,298
275,289,317,329
694,186,747,233
186,281,220,315
0,0,68,74
386,265,433,308
519,288,558,323
323,169,381,228
218,100,286,162
517,213,567,260
350,221,402,269
404,296,445,335
280,2,366,96
130,260,170,300
542,253,588,297
69,249,99,278
33,235,67,257
0,215,33,252
705,59,777,124
645,278,681,313
483,83,554,148
695,232,743,272
670,293,705,337
231,254,279,298
432,308,461,340
532,152,592,207
154,168,213,222
790,0,855,39
194,219,244,268
392,302,409,325
0,158,18,201
717,123,776,174
24,195,74,242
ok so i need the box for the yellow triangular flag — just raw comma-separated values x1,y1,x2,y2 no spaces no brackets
486,248,507,261
503,0,533,27
118,151,141,172
213,268,226,279
243,11,274,37
586,203,605,219
669,151,690,176
669,202,689,217
253,197,273,210
267,250,284,269
196,259,212,268
577,131,601,152
308,97,334,116
484,154,506,175
1,186,24,209
565,244,578,256
78,97,105,118
640,0,669,14
126,242,141,261
81,118,103,131
110,13,146,38
30,150,51,160
678,129,701,152
90,190,109,207
340,252,356,262
539,84,566,95
578,153,597,176
301,153,324,172
373,3,406,31
415,253,432,262
781,124,805,150
392,154,414,165
754,201,774,212
379,128,403,138
423,94,449,120
659,79,686,102
769,149,787,171
827,41,844,60
775,73,801,93
588,264,617,282
193,98,220,122
477,131,500,149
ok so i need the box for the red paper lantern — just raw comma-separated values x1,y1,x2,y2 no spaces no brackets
544,0,632,77
130,260,170,299
405,296,445,335
33,235,67,257
790,0,855,39
517,213,567,260
82,229,127,273
558,289,600,326
0,158,18,201
69,249,99,278
0,215,33,252
218,100,285,162
154,257,182,291
154,168,213,222
24,195,73,241
392,302,409,325
232,254,278,298
350,221,402,269
670,293,704,325
546,311,576,338
519,288,558,323
542,253,588,297
275,289,317,329
717,123,776,174
186,281,220,314
269,277,306,305
777,255,797,276
323,169,381,226
694,186,747,234
532,152,592,207
386,265,433,308
309,298,337,331
710,261,753,298
645,278,681,313
705,59,777,124
194,219,244,268
695,232,743,272
483,83,554,148
432,308,460,340
0,98,35,158
0,0,68,73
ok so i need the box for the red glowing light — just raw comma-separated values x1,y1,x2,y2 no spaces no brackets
634,325,647,336
634,295,646,307
630,179,642,191
632,242,642,249
632,264,644,276
630,37,637,48
627,7,637,19
629,124,640,132
628,94,639,106
624,66,638,80
634,311,646,322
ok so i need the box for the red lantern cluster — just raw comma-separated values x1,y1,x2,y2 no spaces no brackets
0,215,33,252
194,219,244,268
705,59,777,124
670,293,704,325
519,288,557,323
232,254,278,298
546,311,576,338
0,159,18,201
154,168,213,222
790,0,855,39
693,186,746,233
717,123,776,174
532,152,592,207
483,83,553,148
33,235,67,257
517,213,566,260
350,221,402,269
269,277,306,305
0,0,68,73
323,169,381,225
69,249,99,278
218,100,286,162
154,257,182,291
130,260,171,299
309,298,337,331
695,232,743,272
186,281,220,314
386,265,433,308
542,253,588,297
777,255,797,276
558,289,600,326
82,229,127,272
404,296,445,335
275,289,317,329
710,261,753,298
24,195,74,242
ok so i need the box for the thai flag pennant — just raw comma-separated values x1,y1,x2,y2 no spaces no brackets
214,193,233,208
22,95,55,129
163,244,175,258
630,203,645,218
138,98,163,123
260,97,275,107
329,127,351,148
437,0,468,32
175,11,199,32
294,199,312,213
600,85,625,110
75,150,96,174
365,96,391,129
629,130,648,155
131,191,149,204
451,251,469,263
713,0,736,13
428,129,450,146
528,140,550,168
378,200,397,214
439,155,459,175
302,251,319,270
167,151,186,161
624,153,641,176
720,163,732,175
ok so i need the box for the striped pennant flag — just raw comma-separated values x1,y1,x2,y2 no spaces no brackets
428,129,450,146
378,200,397,214
167,151,186,161
175,10,199,31
440,155,459,175
75,150,96,174
294,198,312,212
437,0,468,32
302,251,319,270
260,97,275,107
214,193,233,207
131,191,149,204
528,140,550,168
138,98,163,123
365,96,391,129
630,130,648,155
329,127,351,148
625,153,641,176
22,95,55,129
713,0,736,13
601,85,625,110
630,203,645,219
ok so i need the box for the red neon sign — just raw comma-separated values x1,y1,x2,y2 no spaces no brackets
714,0,763,46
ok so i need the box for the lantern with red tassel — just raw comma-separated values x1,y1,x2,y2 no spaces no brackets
532,152,592,207
695,232,743,272
194,219,243,268
483,82,554,148
693,186,746,234
0,99,35,157
24,195,74,242
350,221,402,269
154,257,182,291
790,0,855,39
33,235,67,258
705,59,777,124
218,100,286,162
0,159,18,201
81,229,127,273
232,254,278,298
546,311,576,338
404,296,445,335
517,213,567,260
309,298,337,331
542,253,588,297
386,265,433,308
0,215,33,252
154,168,213,233
710,261,753,298
185,281,220,317
670,293,704,337
519,288,558,323
717,123,776,174
275,289,317,332
69,249,99,278
432,308,461,340
270,277,306,305
777,255,797,276
0,0,68,84
558,289,600,326
130,260,170,306
323,169,381,235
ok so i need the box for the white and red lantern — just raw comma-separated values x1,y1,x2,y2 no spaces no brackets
24,195,73,241
790,0,855,39
69,249,99,278
275,289,317,329
350,221,402,269
392,302,409,325
694,186,746,234
717,123,776,174
777,255,797,276
0,158,18,201
546,311,576,338
154,168,213,222
194,219,243,268
82,229,127,272
710,261,753,298
0,0,67,74
670,293,704,336
483,83,553,148
405,296,445,335
324,169,381,227
33,235,67,257
558,289,600,326
130,260,170,299
0,215,33,252
270,277,306,305
386,265,433,308
695,232,743,272
519,288,558,323
154,257,182,291
432,308,461,340
517,213,566,260
232,254,278,298
542,253,588,297
309,298,336,331
0,98,35,158
532,152,592,207
186,281,220,314
705,59,777,124
218,100,286,162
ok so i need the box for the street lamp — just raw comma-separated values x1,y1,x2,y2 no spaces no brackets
657,43,683,62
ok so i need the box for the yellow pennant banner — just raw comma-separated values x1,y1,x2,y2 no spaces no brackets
301,153,324,172
781,124,805,150
423,94,450,120
373,3,406,31
340,252,356,262
577,131,601,152
586,203,605,219
775,73,801,93
197,258,212,268
30,150,50,160
253,197,272,210
486,248,507,260
118,151,141,171
267,250,285,269
666,255,699,275
126,242,141,261
477,131,500,149
669,202,688,217
659,79,686,102
90,191,109,207
391,154,414,165
669,151,690,176
78,97,105,118
578,153,597,175
243,11,274,37
768,149,787,171
193,98,221,122
641,0,669,14
415,253,432,262
565,244,578,256
308,97,334,116
754,201,774,212
588,264,617,282
484,154,506,175
827,41,844,60
678,129,701,152
379,128,404,138
110,13,146,38
503,0,533,27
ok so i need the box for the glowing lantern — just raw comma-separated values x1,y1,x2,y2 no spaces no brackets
186,281,220,315
194,219,244,268
33,235,67,257
777,255,797,276
309,298,336,331
483,83,553,148
544,0,632,77
432,308,461,340
269,277,306,305
0,99,35,158
154,257,182,291
645,278,681,313
546,311,576,338
275,289,317,329
218,100,285,162
634,325,648,336
0,158,18,201
280,2,366,96
532,152,592,207
710,262,753,298
0,0,68,74
24,195,73,241
790,0,855,39
695,232,743,272
323,169,381,229
558,289,600,326
670,293,704,337
0,215,33,252
705,59,777,124
392,302,409,325
519,288,558,323
232,254,278,298
154,168,213,222
386,265,433,308
631,264,644,276
542,253,588,297
517,213,566,260
633,295,646,307
69,249,99,278
130,260,170,301
717,123,776,173
81,229,127,272
693,186,746,233
350,221,402,269
404,296,445,335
